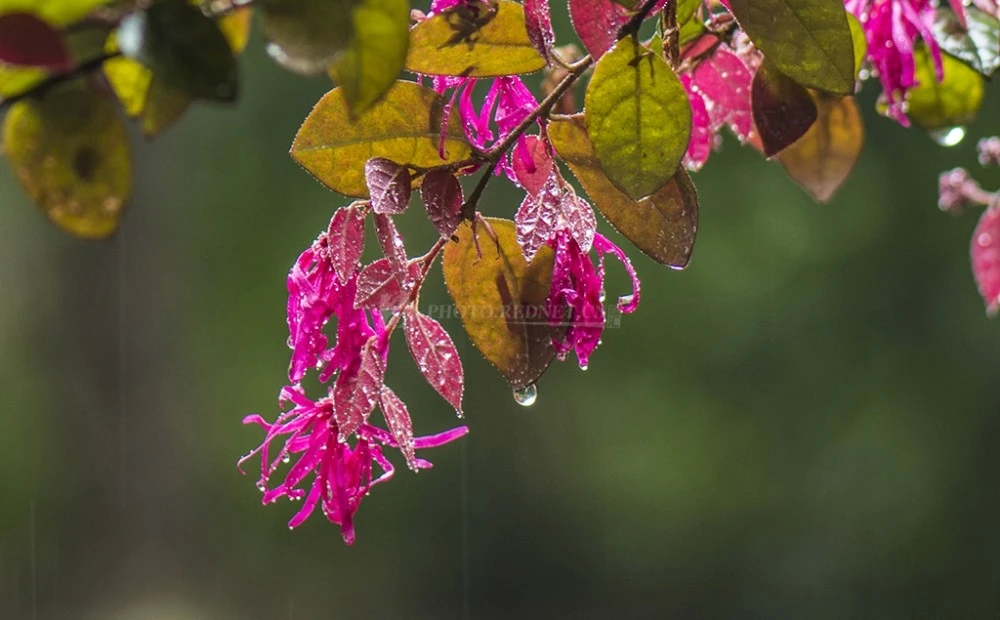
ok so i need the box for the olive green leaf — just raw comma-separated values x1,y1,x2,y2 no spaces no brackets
727,0,855,95
584,38,691,201
776,94,863,203
405,0,546,77
259,0,354,75
907,45,984,131
116,0,238,103
104,4,251,137
291,80,472,198
329,0,410,117
2,83,130,238
549,115,698,268
443,218,562,390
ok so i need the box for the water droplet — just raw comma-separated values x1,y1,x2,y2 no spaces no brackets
282,454,291,464
618,294,635,307
256,481,266,492
929,126,967,147
579,363,589,371
513,384,538,407
265,42,330,75
978,232,992,247
599,290,607,303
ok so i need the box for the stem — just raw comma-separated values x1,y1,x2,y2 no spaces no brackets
0,52,119,111
383,236,450,335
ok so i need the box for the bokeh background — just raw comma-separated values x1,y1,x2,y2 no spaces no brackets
2,6,999,619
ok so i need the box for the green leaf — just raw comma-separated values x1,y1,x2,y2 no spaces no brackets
405,0,546,77
584,38,691,201
291,80,472,198
549,115,699,268
259,0,354,75
2,83,131,238
329,0,409,117
776,94,863,203
103,6,250,137
907,45,984,131
932,7,999,78
116,0,238,103
751,59,818,157
727,0,855,95
442,218,562,390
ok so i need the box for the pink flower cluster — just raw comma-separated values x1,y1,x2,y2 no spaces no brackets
240,211,468,544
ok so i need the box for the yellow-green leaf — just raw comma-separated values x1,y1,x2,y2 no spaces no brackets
260,0,354,75
291,80,472,198
329,0,409,117
405,0,546,77
2,83,131,238
847,13,866,79
549,115,698,268
584,38,691,201
907,45,984,131
727,0,855,95
0,0,113,25
777,94,863,202
443,218,561,389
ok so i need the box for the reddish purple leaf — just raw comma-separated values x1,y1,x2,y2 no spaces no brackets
355,258,421,310
972,204,1000,316
563,192,597,252
568,0,629,59
327,204,367,283
690,46,754,141
379,386,417,471
513,135,554,195
403,308,464,414
333,340,385,440
751,60,818,157
524,0,555,62
516,173,596,262
0,13,69,70
421,169,464,238
373,213,408,272
365,157,411,214
516,173,562,262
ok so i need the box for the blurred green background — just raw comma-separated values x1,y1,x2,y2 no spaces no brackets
2,7,1000,619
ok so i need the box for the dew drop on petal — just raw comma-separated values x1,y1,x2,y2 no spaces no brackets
579,363,588,371
513,384,538,407
930,126,967,147
618,294,634,307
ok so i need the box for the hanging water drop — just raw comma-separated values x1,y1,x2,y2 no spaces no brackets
513,384,538,407
929,126,967,147
579,363,589,371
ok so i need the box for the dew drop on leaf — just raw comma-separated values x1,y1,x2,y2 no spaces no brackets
929,126,967,147
513,383,538,407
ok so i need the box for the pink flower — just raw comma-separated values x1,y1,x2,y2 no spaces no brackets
845,0,943,125
285,233,383,384
433,75,539,181
678,40,755,170
239,386,468,544
546,230,640,368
